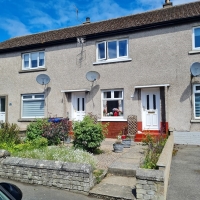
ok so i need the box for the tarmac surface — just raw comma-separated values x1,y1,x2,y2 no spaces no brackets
0,177,99,200
167,145,200,200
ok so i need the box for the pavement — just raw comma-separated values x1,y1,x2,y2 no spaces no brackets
167,144,200,200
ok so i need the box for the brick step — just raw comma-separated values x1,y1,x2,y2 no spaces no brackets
134,132,167,142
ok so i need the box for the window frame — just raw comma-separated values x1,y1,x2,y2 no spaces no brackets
193,84,200,119
21,93,45,118
22,51,45,70
101,89,124,119
96,39,128,62
192,27,200,50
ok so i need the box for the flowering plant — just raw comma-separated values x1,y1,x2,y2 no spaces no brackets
112,108,121,112
115,134,122,144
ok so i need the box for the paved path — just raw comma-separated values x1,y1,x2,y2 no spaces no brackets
95,139,133,170
167,145,200,200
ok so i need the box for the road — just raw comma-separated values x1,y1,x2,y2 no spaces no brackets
167,145,200,200
0,177,98,200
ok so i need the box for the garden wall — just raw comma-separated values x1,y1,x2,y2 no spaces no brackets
0,156,94,194
136,134,174,200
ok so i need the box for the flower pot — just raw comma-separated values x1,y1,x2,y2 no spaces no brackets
64,136,71,144
121,135,126,140
113,143,124,153
122,139,131,148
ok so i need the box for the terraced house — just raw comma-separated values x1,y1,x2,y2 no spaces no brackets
0,0,200,139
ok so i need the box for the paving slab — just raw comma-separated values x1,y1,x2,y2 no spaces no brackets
107,144,144,176
89,175,136,200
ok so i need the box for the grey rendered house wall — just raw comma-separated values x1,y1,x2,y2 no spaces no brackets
0,21,200,131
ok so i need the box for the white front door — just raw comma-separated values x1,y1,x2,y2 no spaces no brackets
141,88,160,130
0,97,5,123
72,92,86,121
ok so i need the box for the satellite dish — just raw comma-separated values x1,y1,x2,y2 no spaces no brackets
86,71,100,82
36,74,50,85
190,62,200,77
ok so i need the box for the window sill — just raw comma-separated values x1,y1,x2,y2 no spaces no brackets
19,68,47,73
98,117,127,122
93,58,132,65
188,50,200,55
191,119,200,123
18,118,38,122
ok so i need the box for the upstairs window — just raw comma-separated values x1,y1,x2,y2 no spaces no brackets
193,85,200,119
97,39,128,61
193,27,200,50
102,89,123,117
22,51,45,70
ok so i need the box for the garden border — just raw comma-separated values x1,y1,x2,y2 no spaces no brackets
136,134,174,200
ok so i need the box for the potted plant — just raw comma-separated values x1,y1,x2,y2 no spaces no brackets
113,135,124,153
122,135,132,148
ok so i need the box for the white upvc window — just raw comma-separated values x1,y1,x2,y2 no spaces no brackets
102,89,124,118
96,39,128,61
22,51,45,69
192,27,200,50
22,94,45,118
193,85,200,119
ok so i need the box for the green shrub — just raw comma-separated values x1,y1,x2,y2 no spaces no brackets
0,137,48,154
73,115,108,153
42,118,69,145
0,122,20,144
26,119,49,141
141,134,167,169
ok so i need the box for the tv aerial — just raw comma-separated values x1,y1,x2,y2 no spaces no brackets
76,36,86,67
190,62,200,77
36,74,50,85
86,71,100,86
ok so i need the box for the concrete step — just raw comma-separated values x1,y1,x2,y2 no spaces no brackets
108,160,139,177
89,174,136,200
108,147,144,176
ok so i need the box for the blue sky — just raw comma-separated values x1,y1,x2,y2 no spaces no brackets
0,0,197,42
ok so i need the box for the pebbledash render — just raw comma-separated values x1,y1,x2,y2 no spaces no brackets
0,0,200,138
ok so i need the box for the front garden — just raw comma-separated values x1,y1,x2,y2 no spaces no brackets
0,115,108,170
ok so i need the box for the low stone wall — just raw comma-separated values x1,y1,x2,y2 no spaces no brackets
0,156,94,194
136,134,174,200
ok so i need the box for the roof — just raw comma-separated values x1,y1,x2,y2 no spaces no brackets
1,1,200,52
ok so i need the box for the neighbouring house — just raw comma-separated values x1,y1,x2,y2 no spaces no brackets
0,0,200,140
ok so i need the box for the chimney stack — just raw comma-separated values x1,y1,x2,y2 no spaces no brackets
163,0,173,8
83,17,90,24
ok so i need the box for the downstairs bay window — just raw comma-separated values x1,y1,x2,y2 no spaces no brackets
22,94,45,118
102,90,123,118
194,85,200,119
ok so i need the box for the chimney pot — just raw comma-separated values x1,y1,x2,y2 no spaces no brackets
163,0,173,8
83,17,90,24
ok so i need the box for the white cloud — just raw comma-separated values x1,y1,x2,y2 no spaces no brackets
0,18,31,38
